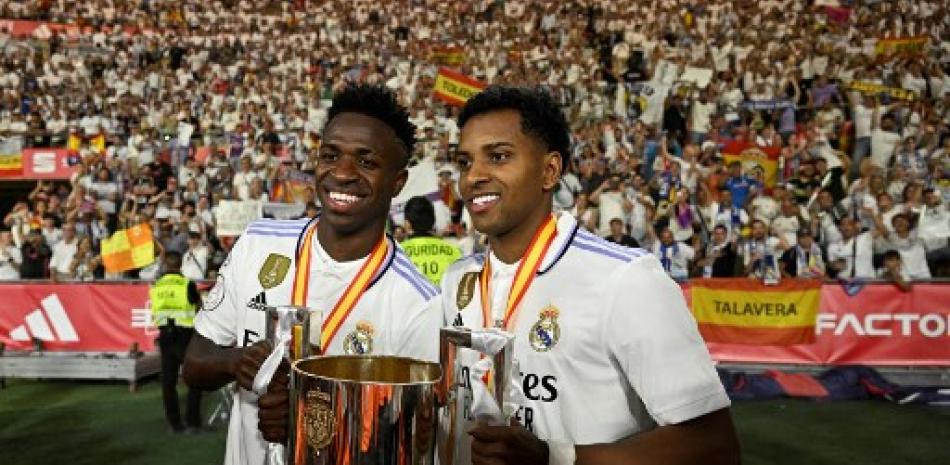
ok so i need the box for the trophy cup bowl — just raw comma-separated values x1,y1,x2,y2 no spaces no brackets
290,355,442,465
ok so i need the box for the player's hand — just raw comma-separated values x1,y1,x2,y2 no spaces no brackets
469,418,548,465
234,341,272,392
258,359,290,444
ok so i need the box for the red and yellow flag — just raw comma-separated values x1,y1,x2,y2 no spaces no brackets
720,141,781,189
89,133,106,153
691,279,821,345
101,224,156,273
433,68,486,107
67,132,82,152
0,153,23,177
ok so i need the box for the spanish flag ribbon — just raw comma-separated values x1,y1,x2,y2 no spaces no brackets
291,221,389,352
479,215,558,330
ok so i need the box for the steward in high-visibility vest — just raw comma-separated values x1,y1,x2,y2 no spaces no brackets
400,196,461,285
151,250,203,433
150,273,198,327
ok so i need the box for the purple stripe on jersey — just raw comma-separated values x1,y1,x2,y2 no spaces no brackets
392,262,435,299
394,255,438,296
571,241,635,262
574,233,637,255
245,229,301,237
248,221,309,230
575,232,649,257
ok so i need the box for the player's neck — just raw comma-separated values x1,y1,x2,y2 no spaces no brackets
488,204,553,265
316,218,386,262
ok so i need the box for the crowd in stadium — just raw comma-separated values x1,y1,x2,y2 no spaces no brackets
0,0,947,285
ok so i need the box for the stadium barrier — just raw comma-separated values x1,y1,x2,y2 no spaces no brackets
0,280,947,378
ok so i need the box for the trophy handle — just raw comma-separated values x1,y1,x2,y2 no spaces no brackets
263,306,323,465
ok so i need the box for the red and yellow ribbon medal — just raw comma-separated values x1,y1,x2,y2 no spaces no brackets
291,222,389,354
479,214,558,330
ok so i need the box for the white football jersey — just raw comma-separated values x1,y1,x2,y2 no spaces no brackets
195,218,441,465
440,213,729,459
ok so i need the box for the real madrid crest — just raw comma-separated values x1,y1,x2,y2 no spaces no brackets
258,253,291,289
456,271,479,309
304,390,333,450
529,305,561,352
343,320,375,355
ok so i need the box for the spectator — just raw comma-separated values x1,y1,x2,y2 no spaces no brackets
651,227,694,280
180,231,210,282
780,229,825,279
68,236,101,281
696,224,738,278
48,221,78,281
604,217,639,248
0,228,22,280
828,217,883,280
19,229,51,279
723,160,760,209
741,219,786,280
0,0,946,281
879,250,912,292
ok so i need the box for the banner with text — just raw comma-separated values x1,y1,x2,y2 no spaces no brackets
691,279,822,345
848,81,917,101
433,68,487,106
1,281,945,364
874,36,928,56
430,47,466,66
0,284,156,352
720,141,781,188
215,200,263,236
684,282,950,366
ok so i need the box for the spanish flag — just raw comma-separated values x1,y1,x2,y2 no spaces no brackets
67,131,82,152
433,68,486,107
690,279,821,345
720,141,781,188
101,224,156,273
0,153,22,177
89,133,106,154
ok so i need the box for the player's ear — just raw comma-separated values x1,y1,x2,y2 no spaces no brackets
542,151,562,192
392,167,408,198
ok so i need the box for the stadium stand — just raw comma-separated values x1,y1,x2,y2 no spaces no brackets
0,0,946,286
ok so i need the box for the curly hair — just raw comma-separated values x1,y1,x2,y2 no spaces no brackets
457,86,571,174
326,84,416,161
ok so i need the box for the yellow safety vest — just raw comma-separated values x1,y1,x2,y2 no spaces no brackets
150,273,197,327
401,236,462,285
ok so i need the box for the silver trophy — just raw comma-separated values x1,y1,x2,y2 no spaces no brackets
436,327,515,465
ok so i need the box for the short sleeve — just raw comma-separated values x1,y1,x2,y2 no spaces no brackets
193,238,245,347
604,255,730,426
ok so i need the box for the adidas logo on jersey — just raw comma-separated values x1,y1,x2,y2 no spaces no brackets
452,313,464,327
247,292,268,311
8,294,80,343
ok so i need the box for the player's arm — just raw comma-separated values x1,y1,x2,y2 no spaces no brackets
573,408,739,465
597,256,739,464
183,238,272,391
183,333,269,391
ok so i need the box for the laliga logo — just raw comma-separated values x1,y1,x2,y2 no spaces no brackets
816,312,950,338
